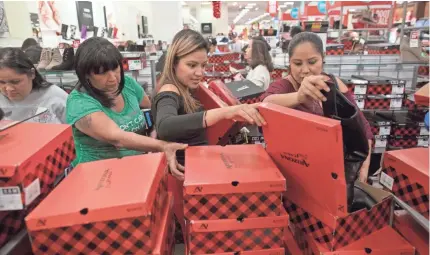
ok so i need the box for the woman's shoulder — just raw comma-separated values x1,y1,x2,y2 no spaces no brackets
42,85,68,98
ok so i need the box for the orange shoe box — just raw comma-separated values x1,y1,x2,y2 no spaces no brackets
195,84,243,145
153,193,175,255
25,154,168,255
196,248,285,255
208,80,240,106
0,123,75,247
258,103,392,250
293,225,415,255
186,207,289,254
414,84,429,107
284,225,303,255
393,210,429,255
184,145,286,221
380,148,429,219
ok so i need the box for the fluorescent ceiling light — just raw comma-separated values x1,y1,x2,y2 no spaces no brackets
246,13,270,25
247,3,257,7
284,2,294,5
308,1,318,6
201,2,211,5
189,14,198,24
181,1,187,6
245,6,254,9
234,8,250,24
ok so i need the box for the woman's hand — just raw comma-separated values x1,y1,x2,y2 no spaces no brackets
296,75,331,104
162,142,188,181
224,103,266,126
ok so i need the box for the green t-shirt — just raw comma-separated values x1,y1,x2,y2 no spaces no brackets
66,76,146,167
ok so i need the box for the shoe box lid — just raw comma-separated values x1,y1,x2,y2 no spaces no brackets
152,193,174,255
195,84,243,145
208,80,240,106
197,248,285,255
0,122,72,178
187,205,289,233
184,145,286,195
414,84,429,107
308,226,415,254
226,80,265,101
351,75,406,86
258,103,349,218
394,210,429,255
25,154,167,231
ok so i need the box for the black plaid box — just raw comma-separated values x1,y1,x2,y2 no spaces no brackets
0,123,75,247
25,154,168,255
351,75,406,95
184,145,285,222
367,44,400,55
380,148,429,219
326,44,344,55
225,80,265,104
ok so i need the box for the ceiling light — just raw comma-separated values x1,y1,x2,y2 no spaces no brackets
234,8,250,24
239,5,242,8
246,13,271,25
255,7,259,10
201,2,212,5
308,1,318,6
284,2,294,5
233,2,238,6
247,3,257,7
246,6,254,9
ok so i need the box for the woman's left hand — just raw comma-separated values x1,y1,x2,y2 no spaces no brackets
162,142,188,181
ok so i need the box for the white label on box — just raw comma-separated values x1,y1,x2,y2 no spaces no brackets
224,79,232,83
391,85,405,94
420,127,429,136
24,178,41,206
410,31,419,48
418,138,429,147
379,126,391,136
354,85,367,94
0,186,23,211
356,99,365,109
380,171,394,191
375,139,387,148
127,60,142,71
390,98,402,109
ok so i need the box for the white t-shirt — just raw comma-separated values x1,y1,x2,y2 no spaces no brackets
246,65,271,90
0,85,68,124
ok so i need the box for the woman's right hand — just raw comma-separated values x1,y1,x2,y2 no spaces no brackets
224,103,266,126
162,142,188,181
296,75,331,104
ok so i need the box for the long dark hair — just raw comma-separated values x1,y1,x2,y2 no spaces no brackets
0,47,51,90
249,40,274,72
74,37,124,108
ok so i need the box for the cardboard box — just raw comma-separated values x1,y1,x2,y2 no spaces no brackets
380,148,429,219
393,210,429,255
414,84,429,107
208,80,240,106
195,84,243,146
153,193,175,255
351,75,406,95
186,207,289,254
366,43,400,55
284,226,303,255
326,44,344,56
293,225,415,255
25,154,168,254
184,145,286,221
197,248,285,255
259,103,392,250
354,94,404,110
388,135,429,149
0,123,75,247
226,80,264,104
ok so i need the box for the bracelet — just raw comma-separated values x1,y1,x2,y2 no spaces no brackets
204,111,208,128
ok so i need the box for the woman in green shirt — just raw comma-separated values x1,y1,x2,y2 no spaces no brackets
66,37,186,179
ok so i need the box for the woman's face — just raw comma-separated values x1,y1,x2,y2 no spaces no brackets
245,40,252,61
87,66,121,94
289,42,323,84
175,49,207,90
0,68,34,101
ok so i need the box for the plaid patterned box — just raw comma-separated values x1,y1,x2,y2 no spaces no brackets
380,148,429,219
379,112,428,137
195,84,243,146
363,95,404,110
196,248,285,255
0,123,75,247
351,75,406,95
205,63,231,73
292,223,414,255
363,112,392,136
203,72,234,85
367,44,400,55
186,207,289,254
417,65,429,76
271,67,289,80
184,145,285,222
340,77,368,95
25,154,168,255
393,210,429,255
284,226,303,255
326,44,344,56
224,80,265,104
153,193,175,255
208,80,240,106
388,135,429,149
285,195,392,251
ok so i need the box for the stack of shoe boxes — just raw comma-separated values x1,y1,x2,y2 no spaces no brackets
25,154,170,254
258,103,415,254
0,123,75,247
183,145,289,254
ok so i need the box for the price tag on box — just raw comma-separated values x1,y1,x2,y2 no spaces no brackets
379,126,391,136
418,138,429,147
355,98,365,109
391,84,405,94
127,60,142,71
390,98,402,109
420,126,429,136
410,31,419,48
375,139,387,148
354,85,367,95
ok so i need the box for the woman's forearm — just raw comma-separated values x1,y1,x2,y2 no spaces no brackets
115,130,167,152
359,140,372,182
263,92,301,108
204,108,229,127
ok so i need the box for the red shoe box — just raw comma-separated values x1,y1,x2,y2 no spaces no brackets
153,193,175,255
367,43,400,55
208,80,240,106
258,103,393,250
195,84,243,145
351,75,406,95
25,154,168,254
388,135,429,149
203,72,233,84
326,44,344,55
414,84,429,107
184,145,286,221
376,112,428,137
354,94,404,110
186,207,289,254
196,248,285,255
380,148,429,219
0,123,75,247
363,112,392,136
293,224,415,255
340,77,368,95
393,210,429,255
271,67,289,80
284,226,303,255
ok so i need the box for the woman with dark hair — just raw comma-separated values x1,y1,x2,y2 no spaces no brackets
261,32,373,182
0,47,67,123
66,37,187,177
244,39,274,89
